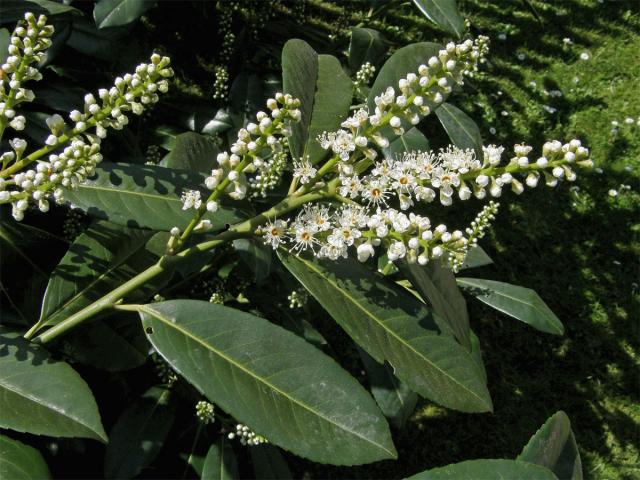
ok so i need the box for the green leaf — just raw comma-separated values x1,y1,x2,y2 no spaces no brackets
63,312,149,372
63,162,246,231
435,103,483,158
94,0,156,29
0,29,10,64
0,328,107,442
0,435,51,480
67,17,138,62
0,216,64,324
398,260,471,350
202,439,238,480
282,39,318,160
0,0,80,24
39,221,165,328
412,0,465,38
358,349,417,429
250,445,292,479
368,42,441,114
232,238,272,283
228,72,264,128
159,132,218,173
457,278,565,335
104,387,175,479
406,459,558,479
382,127,429,159
139,300,396,465
278,253,492,413
282,40,352,164
349,27,390,71
460,246,493,270
303,54,353,165
518,411,583,480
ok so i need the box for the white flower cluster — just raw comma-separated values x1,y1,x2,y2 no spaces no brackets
195,400,215,425
228,424,268,446
353,61,376,100
4,138,102,220
0,13,173,221
259,202,491,270
249,146,287,198
315,37,489,166
201,93,301,203
335,140,592,210
0,13,53,134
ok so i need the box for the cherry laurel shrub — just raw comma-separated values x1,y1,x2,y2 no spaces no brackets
0,13,587,479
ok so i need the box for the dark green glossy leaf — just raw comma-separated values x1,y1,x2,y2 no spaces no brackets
399,260,471,350
0,0,80,24
457,278,565,335
518,411,583,480
139,300,396,465
250,445,292,480
0,217,64,324
304,54,353,165
358,349,417,429
382,127,429,159
0,435,50,480
406,459,558,479
94,0,156,28
104,387,175,479
67,17,138,62
412,0,465,38
282,41,351,164
33,82,84,113
278,253,492,413
233,238,272,283
229,72,264,128
63,312,149,372
0,29,9,63
202,439,238,480
39,221,164,328
460,246,493,270
0,328,107,442
160,132,218,173
435,103,483,158
282,39,318,160
368,42,441,114
349,27,389,71
63,162,246,231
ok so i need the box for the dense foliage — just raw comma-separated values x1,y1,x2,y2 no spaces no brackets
0,1,636,479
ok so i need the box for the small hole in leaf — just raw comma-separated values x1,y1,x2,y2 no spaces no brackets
145,326,154,334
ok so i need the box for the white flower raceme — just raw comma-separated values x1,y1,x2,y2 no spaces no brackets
0,14,174,221
328,140,592,210
257,202,493,271
204,93,301,202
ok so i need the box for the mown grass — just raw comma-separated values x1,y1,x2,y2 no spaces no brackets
299,1,639,479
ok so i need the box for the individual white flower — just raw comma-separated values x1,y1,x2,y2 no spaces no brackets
292,158,317,184
262,219,288,248
181,190,202,210
387,240,407,261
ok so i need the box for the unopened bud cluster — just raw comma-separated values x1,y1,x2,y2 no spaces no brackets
228,424,268,446
195,400,215,424
288,288,309,309
353,62,376,100
196,94,301,205
317,37,489,164
0,13,53,134
0,14,173,221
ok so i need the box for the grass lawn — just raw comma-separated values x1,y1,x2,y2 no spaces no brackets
303,1,639,478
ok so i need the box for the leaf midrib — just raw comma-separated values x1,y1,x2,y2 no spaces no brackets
290,255,488,407
78,183,182,204
142,305,395,456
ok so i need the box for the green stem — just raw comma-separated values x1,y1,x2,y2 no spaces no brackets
29,191,325,344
